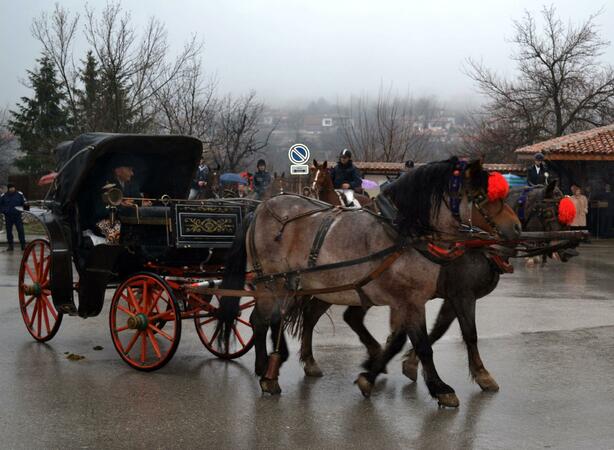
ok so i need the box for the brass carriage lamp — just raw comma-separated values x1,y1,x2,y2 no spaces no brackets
102,185,124,223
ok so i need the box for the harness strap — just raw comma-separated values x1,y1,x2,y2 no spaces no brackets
308,212,339,268
265,198,333,241
253,241,406,285
247,212,263,278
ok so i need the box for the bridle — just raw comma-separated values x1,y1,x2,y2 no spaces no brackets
515,187,561,232
447,161,504,237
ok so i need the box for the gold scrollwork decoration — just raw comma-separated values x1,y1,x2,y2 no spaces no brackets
184,217,234,234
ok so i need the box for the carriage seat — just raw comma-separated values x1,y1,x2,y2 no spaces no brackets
118,205,172,225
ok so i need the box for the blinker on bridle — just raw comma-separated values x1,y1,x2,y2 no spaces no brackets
448,161,502,236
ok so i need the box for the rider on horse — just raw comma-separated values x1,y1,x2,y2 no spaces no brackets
330,149,362,191
189,157,210,199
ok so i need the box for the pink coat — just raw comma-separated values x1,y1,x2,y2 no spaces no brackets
570,194,588,227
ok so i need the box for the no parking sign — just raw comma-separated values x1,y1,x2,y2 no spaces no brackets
288,144,310,175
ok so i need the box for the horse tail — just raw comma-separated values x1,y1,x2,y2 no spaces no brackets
216,211,255,348
284,295,311,339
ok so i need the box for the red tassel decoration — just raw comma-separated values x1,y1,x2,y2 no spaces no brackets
558,196,576,225
487,172,509,201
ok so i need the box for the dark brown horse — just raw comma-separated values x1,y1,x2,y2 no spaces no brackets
297,181,571,394
306,160,373,208
194,165,221,199
219,157,521,407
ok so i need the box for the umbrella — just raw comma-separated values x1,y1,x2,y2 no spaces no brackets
220,173,248,185
37,172,58,186
502,173,527,187
361,178,379,189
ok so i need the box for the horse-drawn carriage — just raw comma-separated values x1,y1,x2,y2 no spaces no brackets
18,133,258,370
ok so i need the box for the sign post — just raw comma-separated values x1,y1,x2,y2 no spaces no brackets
288,144,310,192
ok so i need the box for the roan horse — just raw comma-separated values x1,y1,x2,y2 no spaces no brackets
219,157,521,407
296,180,576,395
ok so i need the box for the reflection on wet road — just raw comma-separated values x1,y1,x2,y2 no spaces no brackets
0,241,613,448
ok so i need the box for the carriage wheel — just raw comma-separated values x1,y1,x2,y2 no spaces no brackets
18,239,63,342
109,273,181,371
194,294,255,359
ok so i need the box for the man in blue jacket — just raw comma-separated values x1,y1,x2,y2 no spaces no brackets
0,184,27,251
330,149,362,190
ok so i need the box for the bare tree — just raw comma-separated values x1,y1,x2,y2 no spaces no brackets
466,5,614,156
31,2,202,133
83,3,202,132
341,88,432,162
154,58,217,138
31,4,80,124
460,114,524,163
208,91,276,171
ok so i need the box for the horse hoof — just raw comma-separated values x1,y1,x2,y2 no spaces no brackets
304,363,324,378
476,373,500,392
260,378,282,395
402,358,418,382
355,373,373,398
437,393,460,408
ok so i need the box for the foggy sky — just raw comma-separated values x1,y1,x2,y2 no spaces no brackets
1,0,614,109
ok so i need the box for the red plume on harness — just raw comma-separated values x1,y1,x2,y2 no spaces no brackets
487,172,509,201
558,196,576,225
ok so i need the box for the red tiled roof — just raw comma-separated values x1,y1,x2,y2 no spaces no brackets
325,161,526,174
515,124,614,158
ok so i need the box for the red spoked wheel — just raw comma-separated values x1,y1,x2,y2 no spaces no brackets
194,294,255,359
109,273,181,371
18,239,63,342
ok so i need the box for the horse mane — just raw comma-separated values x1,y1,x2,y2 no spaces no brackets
382,156,488,236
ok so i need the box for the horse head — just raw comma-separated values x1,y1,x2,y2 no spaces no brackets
383,157,521,241
308,159,331,197
207,166,221,197
269,172,287,197
508,180,576,233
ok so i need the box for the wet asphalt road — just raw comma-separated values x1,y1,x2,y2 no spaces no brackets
1,238,614,449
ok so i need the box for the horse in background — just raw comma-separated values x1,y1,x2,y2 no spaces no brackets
221,172,288,200
193,165,221,199
258,172,288,200
306,160,373,209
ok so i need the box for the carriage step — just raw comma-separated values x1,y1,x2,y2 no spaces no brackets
58,304,78,316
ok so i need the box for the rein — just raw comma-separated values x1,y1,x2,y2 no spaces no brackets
247,193,507,303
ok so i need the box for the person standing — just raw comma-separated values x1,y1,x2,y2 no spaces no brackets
570,184,588,229
0,183,27,251
253,159,271,200
527,152,550,186
330,149,362,190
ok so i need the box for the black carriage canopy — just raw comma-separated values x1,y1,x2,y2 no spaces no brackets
53,133,203,208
